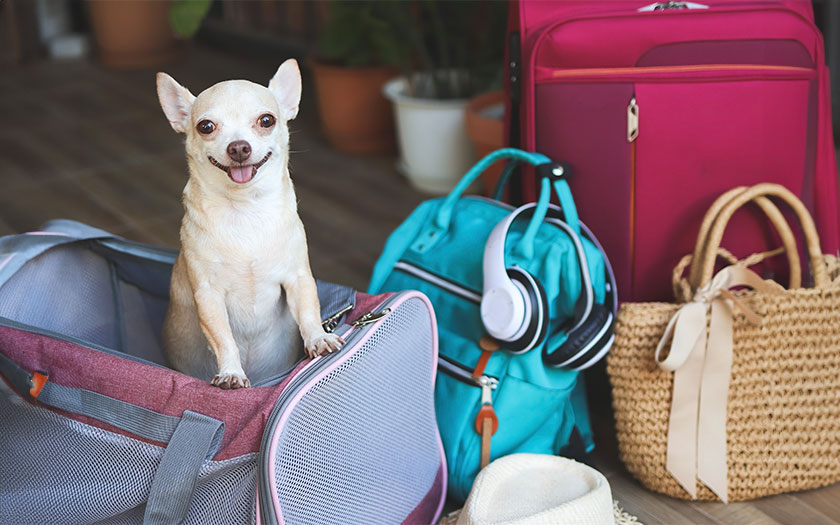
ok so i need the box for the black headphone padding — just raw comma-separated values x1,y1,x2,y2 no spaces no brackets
542,304,613,368
504,267,549,354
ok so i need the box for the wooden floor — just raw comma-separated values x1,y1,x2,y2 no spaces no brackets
2,45,839,524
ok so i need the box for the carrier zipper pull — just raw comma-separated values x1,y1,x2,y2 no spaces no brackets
351,308,391,327
321,303,354,333
627,97,639,143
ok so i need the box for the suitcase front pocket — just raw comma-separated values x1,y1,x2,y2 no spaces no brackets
534,64,815,300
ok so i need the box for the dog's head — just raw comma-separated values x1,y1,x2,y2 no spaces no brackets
156,59,301,186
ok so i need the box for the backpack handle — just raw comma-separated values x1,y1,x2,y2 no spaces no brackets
433,148,581,258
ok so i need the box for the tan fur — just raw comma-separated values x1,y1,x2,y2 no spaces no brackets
157,60,343,389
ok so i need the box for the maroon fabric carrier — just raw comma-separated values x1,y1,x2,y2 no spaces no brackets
0,220,446,525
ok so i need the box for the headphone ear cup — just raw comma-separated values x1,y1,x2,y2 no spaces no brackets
504,268,549,354
543,304,613,368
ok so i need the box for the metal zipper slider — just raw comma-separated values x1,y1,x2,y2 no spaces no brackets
351,308,391,327
638,1,708,11
477,375,499,402
321,303,355,333
475,374,499,469
627,97,639,143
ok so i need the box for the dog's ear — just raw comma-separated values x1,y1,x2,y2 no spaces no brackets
268,59,301,121
156,73,196,133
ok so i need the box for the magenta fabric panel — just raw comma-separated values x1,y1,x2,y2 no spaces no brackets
632,76,813,300
401,464,445,525
531,8,821,70
514,0,824,202
636,39,814,69
534,82,635,298
814,66,840,256
0,325,308,460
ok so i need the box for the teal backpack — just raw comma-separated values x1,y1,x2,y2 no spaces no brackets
368,149,614,501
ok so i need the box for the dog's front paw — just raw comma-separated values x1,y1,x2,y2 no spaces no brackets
305,333,345,359
211,371,251,389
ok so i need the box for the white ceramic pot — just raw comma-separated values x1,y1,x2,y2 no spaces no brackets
383,77,478,194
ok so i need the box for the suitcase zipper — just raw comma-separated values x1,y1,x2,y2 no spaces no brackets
638,1,709,11
257,296,398,524
626,96,639,143
545,63,814,81
629,96,638,298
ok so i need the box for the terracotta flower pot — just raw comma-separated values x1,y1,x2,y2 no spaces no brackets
311,60,397,154
88,0,181,69
465,91,505,196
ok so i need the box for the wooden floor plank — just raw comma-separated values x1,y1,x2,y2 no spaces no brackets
690,500,781,525
751,492,836,525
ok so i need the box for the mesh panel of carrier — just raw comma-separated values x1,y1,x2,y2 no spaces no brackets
0,381,257,525
0,245,118,349
0,243,171,364
273,296,440,525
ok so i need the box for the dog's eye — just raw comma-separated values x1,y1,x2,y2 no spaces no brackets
258,114,276,129
197,120,216,135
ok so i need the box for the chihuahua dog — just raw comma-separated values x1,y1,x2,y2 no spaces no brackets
157,59,343,389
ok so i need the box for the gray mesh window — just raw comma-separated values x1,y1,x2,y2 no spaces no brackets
0,381,257,525
272,296,441,525
0,242,172,365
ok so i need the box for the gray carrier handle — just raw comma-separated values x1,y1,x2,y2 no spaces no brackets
0,219,177,288
0,350,224,525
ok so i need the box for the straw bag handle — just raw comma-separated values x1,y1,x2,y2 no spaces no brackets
687,186,802,292
695,183,828,289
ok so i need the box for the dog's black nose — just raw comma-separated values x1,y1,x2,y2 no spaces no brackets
226,140,252,163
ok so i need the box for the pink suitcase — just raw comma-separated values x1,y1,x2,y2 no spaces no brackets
506,0,840,301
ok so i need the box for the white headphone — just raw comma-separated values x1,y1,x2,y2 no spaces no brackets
480,203,616,369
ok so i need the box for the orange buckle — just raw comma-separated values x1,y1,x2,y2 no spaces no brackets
29,371,48,399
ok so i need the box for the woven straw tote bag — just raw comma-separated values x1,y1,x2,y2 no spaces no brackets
607,183,840,502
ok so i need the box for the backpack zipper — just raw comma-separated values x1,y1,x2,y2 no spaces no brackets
394,261,482,305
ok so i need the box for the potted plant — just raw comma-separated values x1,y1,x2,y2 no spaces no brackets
310,2,411,154
87,0,211,69
381,1,506,194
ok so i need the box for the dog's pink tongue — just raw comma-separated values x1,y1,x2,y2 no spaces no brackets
230,165,253,184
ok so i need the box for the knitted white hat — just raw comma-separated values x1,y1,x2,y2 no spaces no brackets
456,454,614,525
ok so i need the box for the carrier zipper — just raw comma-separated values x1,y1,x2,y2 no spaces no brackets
351,309,391,327
394,261,482,304
321,303,354,333
0,316,168,370
257,296,398,524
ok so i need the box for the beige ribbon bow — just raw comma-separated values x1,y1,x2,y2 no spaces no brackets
655,265,784,503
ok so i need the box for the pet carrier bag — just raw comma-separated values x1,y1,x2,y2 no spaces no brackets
506,0,840,301
0,220,446,525
368,148,617,502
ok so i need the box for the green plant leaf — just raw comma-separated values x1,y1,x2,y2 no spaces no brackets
170,0,213,39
